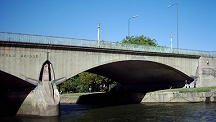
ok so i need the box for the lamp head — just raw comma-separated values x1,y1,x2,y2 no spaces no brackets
167,5,172,8
167,3,178,8
133,15,138,18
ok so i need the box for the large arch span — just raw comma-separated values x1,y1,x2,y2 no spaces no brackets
0,42,198,83
0,59,193,93
86,60,193,92
0,41,198,92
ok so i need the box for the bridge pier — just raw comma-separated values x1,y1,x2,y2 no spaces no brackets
17,81,60,116
17,60,66,116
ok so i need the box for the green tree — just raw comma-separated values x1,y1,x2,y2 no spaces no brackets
59,72,117,93
60,75,80,93
78,72,116,92
122,35,157,46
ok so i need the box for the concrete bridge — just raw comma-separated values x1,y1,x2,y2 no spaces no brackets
0,32,215,117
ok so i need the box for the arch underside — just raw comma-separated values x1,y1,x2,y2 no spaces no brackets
0,70,35,117
87,60,193,92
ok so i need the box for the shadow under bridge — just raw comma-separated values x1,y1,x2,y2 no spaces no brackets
87,60,193,93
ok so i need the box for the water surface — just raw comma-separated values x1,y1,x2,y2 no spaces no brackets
1,103,216,122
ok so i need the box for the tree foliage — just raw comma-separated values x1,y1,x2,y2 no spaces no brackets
122,35,157,46
59,72,117,93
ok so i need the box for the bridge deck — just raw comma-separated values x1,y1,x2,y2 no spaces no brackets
0,32,215,58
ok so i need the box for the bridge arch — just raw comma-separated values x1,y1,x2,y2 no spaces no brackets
0,42,198,90
84,60,193,92
49,49,198,84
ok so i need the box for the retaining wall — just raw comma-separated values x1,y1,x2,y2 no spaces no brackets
142,91,216,103
60,91,216,104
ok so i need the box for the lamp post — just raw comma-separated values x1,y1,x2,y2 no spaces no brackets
170,34,173,50
170,34,173,53
128,15,138,37
167,3,178,49
97,23,100,47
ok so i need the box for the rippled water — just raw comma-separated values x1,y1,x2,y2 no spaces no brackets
1,103,216,122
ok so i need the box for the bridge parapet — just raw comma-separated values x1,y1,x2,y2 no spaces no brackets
0,32,213,57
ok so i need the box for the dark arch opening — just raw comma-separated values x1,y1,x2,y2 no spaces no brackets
0,70,34,117
87,60,193,92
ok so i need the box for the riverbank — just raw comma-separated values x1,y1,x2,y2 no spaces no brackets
60,87,216,103
142,90,216,103
142,87,216,103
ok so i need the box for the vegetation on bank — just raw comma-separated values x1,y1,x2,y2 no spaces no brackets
59,72,117,93
60,85,216,95
61,93,89,97
60,87,216,97
160,86,216,93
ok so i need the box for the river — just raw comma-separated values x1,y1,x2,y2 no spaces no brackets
1,103,216,122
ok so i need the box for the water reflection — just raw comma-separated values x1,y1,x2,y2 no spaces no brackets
1,103,216,122
0,116,59,122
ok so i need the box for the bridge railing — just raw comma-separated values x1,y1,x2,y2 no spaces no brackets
0,32,97,47
99,41,212,57
0,32,213,57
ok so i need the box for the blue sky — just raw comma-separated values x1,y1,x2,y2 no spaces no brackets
0,0,215,51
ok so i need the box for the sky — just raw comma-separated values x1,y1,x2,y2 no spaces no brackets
0,0,215,51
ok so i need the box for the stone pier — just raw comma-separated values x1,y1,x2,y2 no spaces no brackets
17,60,66,116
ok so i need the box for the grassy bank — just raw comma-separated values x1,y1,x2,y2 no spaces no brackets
61,93,90,97
160,86,216,93
61,86,216,97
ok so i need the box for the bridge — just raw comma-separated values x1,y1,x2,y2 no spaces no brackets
0,32,216,117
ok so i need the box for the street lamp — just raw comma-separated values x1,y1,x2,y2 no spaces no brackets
128,15,138,37
97,23,100,47
167,3,178,49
